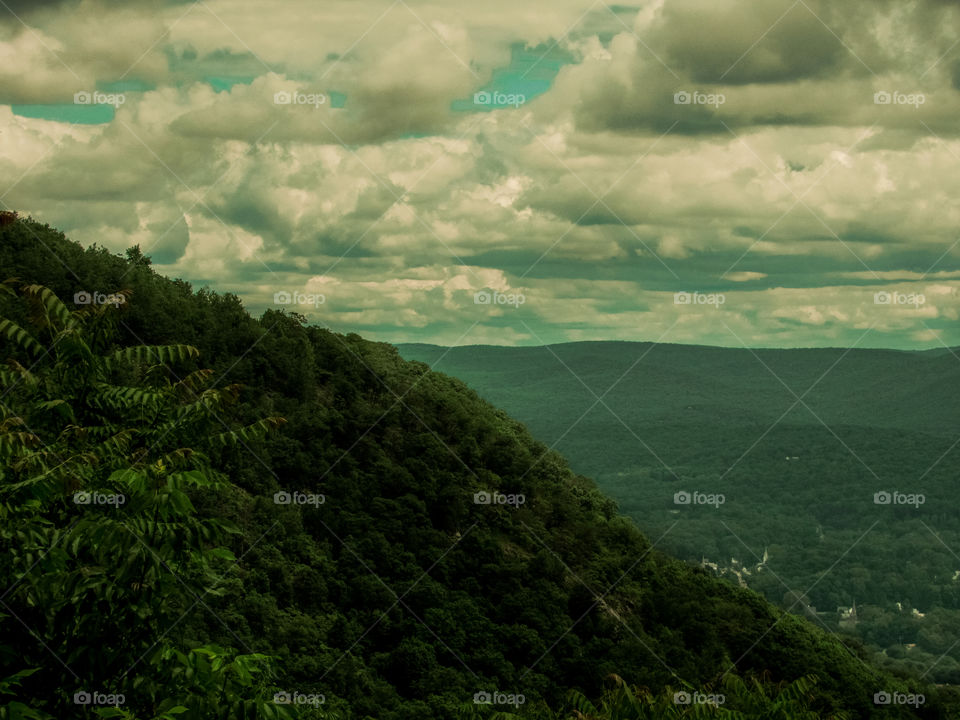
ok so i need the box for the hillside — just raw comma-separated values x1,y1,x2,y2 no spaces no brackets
0,217,954,718
397,341,960,447
396,342,960,684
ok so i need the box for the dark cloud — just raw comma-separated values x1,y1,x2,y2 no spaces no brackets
657,1,847,84
0,0,76,14
144,213,189,264
0,0,194,17
348,181,405,221
205,186,293,251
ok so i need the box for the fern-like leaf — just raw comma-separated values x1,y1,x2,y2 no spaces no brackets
0,319,44,357
208,417,286,448
105,344,199,370
21,284,77,331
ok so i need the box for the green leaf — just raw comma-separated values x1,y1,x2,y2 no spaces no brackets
105,344,199,370
0,320,43,357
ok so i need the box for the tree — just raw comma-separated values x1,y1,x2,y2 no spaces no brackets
0,283,289,719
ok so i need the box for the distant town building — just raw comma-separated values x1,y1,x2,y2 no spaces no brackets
838,602,858,629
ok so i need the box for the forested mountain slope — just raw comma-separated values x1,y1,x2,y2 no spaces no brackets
396,341,960,684
0,216,953,718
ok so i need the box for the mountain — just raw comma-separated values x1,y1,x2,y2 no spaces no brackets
0,217,954,718
396,341,960,684
396,341,960,444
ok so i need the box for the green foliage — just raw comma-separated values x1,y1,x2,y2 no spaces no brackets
398,341,960,684
1,218,956,719
455,672,851,719
0,282,286,718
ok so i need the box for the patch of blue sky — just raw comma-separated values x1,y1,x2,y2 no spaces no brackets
452,42,573,112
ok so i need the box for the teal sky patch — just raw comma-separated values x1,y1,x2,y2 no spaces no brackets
11,104,115,124
98,79,154,93
206,76,256,93
452,42,573,112
10,79,149,124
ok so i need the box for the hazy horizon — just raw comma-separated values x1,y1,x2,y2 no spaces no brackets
394,337,959,352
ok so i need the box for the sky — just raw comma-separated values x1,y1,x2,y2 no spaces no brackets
1,0,960,349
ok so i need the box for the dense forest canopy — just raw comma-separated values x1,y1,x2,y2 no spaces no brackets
396,342,960,684
0,216,956,718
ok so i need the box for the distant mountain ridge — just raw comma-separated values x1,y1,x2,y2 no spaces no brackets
397,340,960,687
397,340,960,446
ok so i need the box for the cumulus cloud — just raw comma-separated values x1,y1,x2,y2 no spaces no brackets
2,0,960,349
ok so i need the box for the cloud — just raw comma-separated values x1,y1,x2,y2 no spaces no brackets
727,271,767,282
655,0,848,85
3,0,960,349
